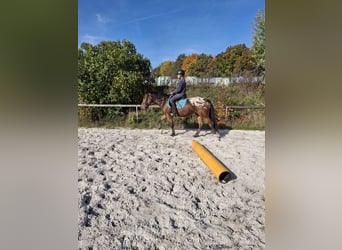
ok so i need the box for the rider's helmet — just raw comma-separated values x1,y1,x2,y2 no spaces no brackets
176,69,185,76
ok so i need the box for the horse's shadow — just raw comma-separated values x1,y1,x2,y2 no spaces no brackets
180,128,231,138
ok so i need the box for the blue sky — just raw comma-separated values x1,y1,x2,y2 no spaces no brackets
78,0,264,68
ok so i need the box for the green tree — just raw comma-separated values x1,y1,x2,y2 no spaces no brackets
78,40,152,105
251,9,265,77
159,61,174,76
214,44,255,78
214,51,230,77
231,45,256,76
152,65,161,78
188,53,214,81
172,53,186,74
182,54,198,74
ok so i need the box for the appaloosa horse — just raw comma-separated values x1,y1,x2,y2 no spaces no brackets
141,92,219,137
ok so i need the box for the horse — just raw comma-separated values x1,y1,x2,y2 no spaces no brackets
140,92,219,137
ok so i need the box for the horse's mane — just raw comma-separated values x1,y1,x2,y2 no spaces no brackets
149,91,169,99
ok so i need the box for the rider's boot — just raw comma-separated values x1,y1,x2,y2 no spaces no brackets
171,102,178,117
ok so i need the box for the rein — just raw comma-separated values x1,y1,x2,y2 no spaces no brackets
152,93,169,108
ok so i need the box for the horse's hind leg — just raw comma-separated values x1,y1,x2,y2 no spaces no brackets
194,116,203,137
205,117,217,134
206,118,221,138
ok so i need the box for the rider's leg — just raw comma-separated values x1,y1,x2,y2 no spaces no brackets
169,96,179,116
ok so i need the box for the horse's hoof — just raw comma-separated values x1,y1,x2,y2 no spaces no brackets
193,134,199,137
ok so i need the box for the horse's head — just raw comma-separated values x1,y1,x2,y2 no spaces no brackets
140,92,154,110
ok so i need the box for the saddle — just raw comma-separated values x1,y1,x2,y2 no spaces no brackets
167,96,187,109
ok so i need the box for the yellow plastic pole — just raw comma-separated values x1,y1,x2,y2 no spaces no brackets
191,140,230,183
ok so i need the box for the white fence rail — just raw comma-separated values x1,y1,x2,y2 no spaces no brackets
78,104,265,121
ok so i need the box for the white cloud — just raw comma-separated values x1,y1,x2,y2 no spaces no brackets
96,14,111,24
80,34,103,45
123,9,183,25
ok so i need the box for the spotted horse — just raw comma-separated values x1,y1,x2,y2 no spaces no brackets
141,92,219,137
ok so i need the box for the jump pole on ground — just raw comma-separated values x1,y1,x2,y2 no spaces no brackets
191,140,230,183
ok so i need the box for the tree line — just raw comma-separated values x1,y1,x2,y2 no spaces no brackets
153,10,265,80
78,10,265,106
155,44,255,80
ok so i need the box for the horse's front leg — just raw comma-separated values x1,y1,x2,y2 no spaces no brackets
158,114,166,129
170,118,175,136
166,115,175,136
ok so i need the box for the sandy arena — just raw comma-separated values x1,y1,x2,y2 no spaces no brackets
78,128,265,249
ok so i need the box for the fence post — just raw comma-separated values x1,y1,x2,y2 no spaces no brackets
135,106,139,121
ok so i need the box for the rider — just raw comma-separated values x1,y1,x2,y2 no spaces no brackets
169,69,187,116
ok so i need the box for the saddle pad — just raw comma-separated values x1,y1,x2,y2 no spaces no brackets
176,98,187,108
168,98,187,109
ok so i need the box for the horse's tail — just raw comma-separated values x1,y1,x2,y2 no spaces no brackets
208,99,218,130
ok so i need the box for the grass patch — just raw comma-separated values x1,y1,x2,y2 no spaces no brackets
78,83,265,130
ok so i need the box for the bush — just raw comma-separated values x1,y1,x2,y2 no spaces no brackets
78,83,265,130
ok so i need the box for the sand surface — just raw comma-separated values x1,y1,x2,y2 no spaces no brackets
78,128,265,249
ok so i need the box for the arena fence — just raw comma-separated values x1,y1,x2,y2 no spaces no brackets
77,104,265,122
